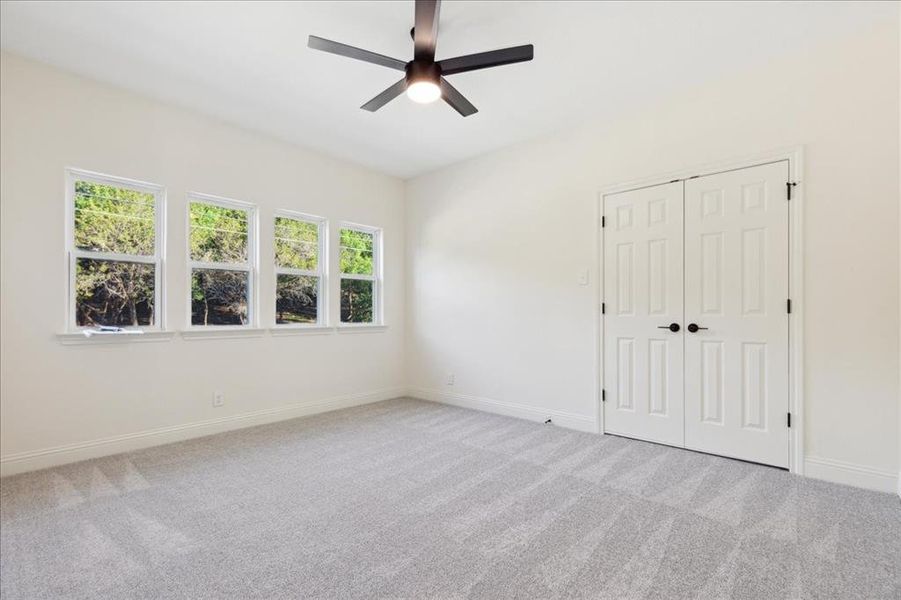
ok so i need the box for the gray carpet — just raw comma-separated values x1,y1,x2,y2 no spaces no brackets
1,398,899,599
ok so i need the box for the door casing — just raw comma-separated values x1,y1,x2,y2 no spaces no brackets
596,147,804,474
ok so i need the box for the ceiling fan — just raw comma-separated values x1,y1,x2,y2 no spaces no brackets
307,0,534,117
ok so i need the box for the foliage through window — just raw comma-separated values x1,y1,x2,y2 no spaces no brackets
275,214,325,325
339,225,380,324
189,197,256,326
69,172,382,332
69,171,163,329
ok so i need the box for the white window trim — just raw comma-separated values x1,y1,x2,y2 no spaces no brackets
186,192,259,331
64,168,167,334
338,222,383,327
273,210,328,328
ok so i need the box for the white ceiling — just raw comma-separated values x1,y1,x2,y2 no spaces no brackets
1,1,895,178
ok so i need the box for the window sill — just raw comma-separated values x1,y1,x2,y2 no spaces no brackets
269,326,334,337
180,327,267,341
56,325,380,343
336,324,387,334
56,331,176,346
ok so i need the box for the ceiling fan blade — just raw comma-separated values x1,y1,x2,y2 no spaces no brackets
414,0,441,61
439,78,477,117
308,35,406,71
361,78,408,112
438,44,534,76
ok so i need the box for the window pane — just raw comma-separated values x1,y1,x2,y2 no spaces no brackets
190,202,248,263
191,269,248,325
340,278,373,323
75,258,154,327
74,181,155,255
339,229,373,275
276,274,318,324
275,217,318,271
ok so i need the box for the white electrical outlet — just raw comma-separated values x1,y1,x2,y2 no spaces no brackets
212,391,224,407
446,373,455,386
577,268,589,286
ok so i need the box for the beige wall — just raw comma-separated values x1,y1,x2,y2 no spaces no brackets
0,53,406,474
406,22,900,492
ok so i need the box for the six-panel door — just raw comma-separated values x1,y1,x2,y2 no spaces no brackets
682,161,790,467
603,181,685,447
603,162,790,468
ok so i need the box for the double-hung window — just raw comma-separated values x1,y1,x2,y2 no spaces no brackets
67,169,164,331
188,194,257,327
274,212,327,326
339,224,382,325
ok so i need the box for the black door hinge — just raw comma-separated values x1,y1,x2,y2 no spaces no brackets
787,182,797,201
601,216,606,228
787,412,792,428
601,302,606,314
602,389,606,402
787,298,792,314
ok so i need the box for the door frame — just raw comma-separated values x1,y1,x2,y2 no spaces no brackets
596,146,805,474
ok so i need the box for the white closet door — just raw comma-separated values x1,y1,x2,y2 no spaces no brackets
683,161,790,467
604,181,684,447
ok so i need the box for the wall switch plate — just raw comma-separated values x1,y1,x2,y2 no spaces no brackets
212,391,224,407
446,373,455,386
577,269,589,286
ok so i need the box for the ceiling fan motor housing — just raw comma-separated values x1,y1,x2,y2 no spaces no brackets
406,61,441,87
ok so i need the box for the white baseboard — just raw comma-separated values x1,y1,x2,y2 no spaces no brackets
0,387,405,477
804,455,898,494
5,388,896,497
408,387,598,433
412,388,899,495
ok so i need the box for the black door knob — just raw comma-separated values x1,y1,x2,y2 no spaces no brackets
687,323,708,333
657,323,680,332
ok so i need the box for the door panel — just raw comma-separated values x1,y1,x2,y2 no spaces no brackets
604,182,684,446
683,161,789,467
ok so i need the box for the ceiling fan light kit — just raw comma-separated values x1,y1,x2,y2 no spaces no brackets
307,0,534,117
405,62,441,103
